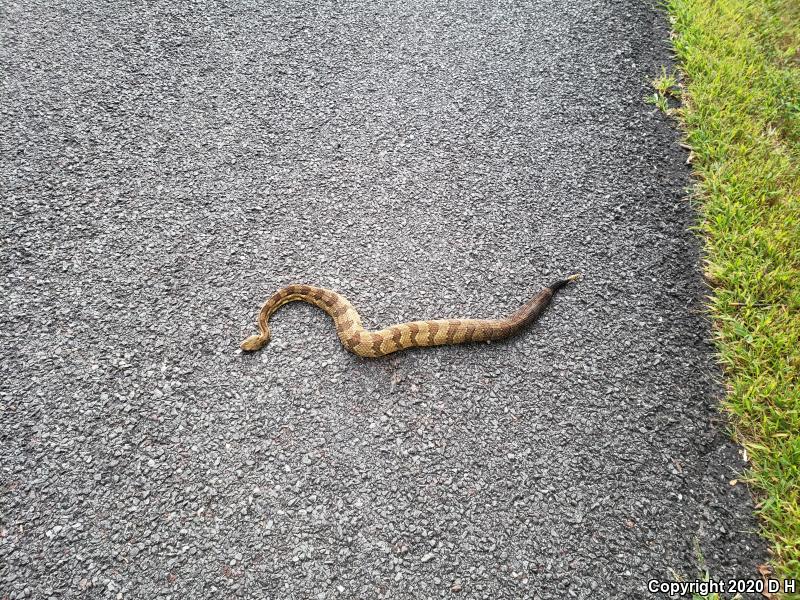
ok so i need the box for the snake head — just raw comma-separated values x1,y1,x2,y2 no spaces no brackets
240,331,270,352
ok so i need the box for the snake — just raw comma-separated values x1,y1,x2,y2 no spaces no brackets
241,274,580,358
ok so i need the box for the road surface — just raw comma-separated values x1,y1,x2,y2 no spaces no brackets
1,0,765,597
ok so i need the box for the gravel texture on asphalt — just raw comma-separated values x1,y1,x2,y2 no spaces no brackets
1,0,767,598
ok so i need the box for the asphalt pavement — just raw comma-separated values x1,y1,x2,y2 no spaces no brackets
1,0,766,598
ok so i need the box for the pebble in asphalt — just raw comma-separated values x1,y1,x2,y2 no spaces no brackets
1,0,766,598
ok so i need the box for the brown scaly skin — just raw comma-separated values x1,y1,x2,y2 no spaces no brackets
241,274,581,358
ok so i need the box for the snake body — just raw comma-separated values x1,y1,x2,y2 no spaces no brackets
241,274,579,358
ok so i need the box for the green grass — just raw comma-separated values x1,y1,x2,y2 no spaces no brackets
663,0,800,587
647,66,681,113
